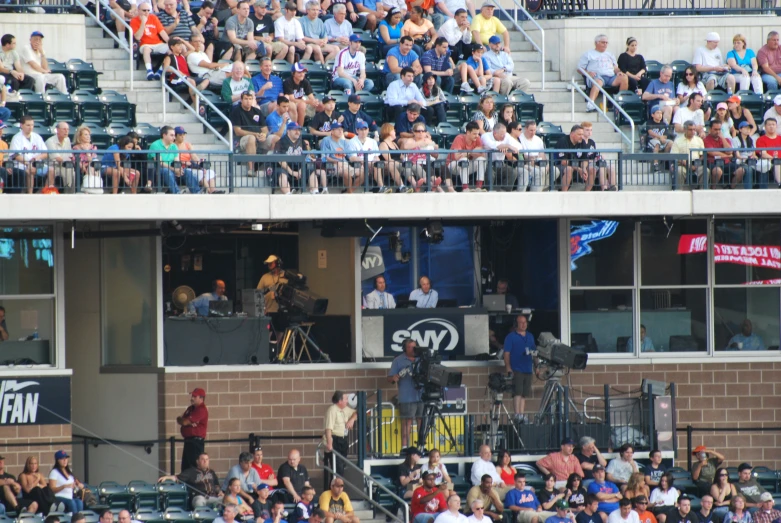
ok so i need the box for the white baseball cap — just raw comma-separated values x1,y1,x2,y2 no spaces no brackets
705,32,720,42
773,94,781,105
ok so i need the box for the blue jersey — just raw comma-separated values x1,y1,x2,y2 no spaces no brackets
504,330,535,373
505,488,540,510
587,481,619,514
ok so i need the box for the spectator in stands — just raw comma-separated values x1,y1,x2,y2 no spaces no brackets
101,137,140,194
566,475,587,513
704,120,745,188
438,9,472,62
461,43,493,94
384,37,423,87
283,64,319,127
756,118,781,187
323,390,357,488
230,92,267,174
403,6,437,55
412,472,448,523
300,1,339,64
164,38,209,108
193,2,226,60
496,104,516,131
158,453,222,506
576,438,607,481
188,34,228,88
252,57,289,117
588,465,621,522
265,95,294,150
386,69,427,119
255,484,273,520
617,37,648,93
174,127,221,194
763,94,781,124
623,475,649,504
645,107,673,167
251,2,289,61
735,464,768,509
333,35,374,93
18,456,56,514
294,486,316,522
218,504,240,523
466,499,492,523
675,66,709,120
727,319,766,350
433,0,475,30
710,468,735,519
223,1,263,61
724,495,751,523
224,451,262,502
132,4,171,80
44,122,75,194
713,103,733,138
696,496,715,523
692,447,725,497
484,36,531,95
278,449,312,504
309,95,344,138
538,439,585,490
471,1,507,48
276,122,320,194
670,121,705,189
393,102,426,142
517,120,548,191
577,495,601,523
276,2,313,63
673,93,706,137
421,37,456,94
649,474,678,523
471,446,510,499
320,478,361,523
633,497,658,523
158,0,198,51
606,445,638,493
379,8,405,57
467,475,504,521
505,472,554,523
420,73,446,125
399,122,441,191
577,34,628,113
642,65,677,124
378,124,415,193
0,456,37,514
348,120,387,190
435,495,468,523
553,125,585,192
224,477,258,521
609,499,640,523
726,34,762,94
643,450,667,489
694,32,736,94
353,0,385,32
342,94,379,136
98,510,113,523
21,32,67,94
757,31,781,91
397,447,424,498
48,451,83,514
148,125,201,193
0,35,35,92
580,121,615,190
752,492,780,523
251,447,277,489
10,115,50,194
726,95,757,136
325,5,355,49
222,62,252,105
321,123,363,192
537,477,565,512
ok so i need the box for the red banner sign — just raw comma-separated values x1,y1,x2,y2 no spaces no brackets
677,234,781,270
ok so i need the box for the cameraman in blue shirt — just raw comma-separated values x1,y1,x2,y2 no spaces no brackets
503,315,535,424
388,338,422,450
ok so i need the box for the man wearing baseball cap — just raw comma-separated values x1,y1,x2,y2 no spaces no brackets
735,463,767,508
537,438,585,489
691,446,724,495
20,31,67,94
547,500,576,523
471,1,508,49
586,465,621,517
692,32,736,94
332,34,374,94
762,94,781,125
283,63,319,127
753,492,781,523
177,387,209,472
257,255,288,312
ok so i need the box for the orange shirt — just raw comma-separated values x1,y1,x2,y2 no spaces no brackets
0,139,7,164
130,14,165,46
178,141,193,163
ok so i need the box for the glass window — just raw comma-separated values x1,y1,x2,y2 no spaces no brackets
639,288,707,353
0,298,55,365
713,218,781,285
0,226,55,295
641,220,707,286
571,220,634,287
714,287,780,351
102,236,156,366
570,289,632,353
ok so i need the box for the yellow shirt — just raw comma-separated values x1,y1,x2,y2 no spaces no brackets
671,134,704,160
319,490,354,514
0,139,7,164
471,14,506,45
256,271,288,313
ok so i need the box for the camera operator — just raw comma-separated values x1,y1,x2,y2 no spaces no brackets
388,338,422,449
503,315,535,424
257,255,288,313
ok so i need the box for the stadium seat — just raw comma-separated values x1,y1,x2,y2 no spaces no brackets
492,93,509,106
271,59,293,80
198,91,230,135
81,511,101,523
129,480,160,511
99,481,134,510
645,60,663,81
736,91,764,121
72,90,107,126
508,90,544,123
614,90,647,126
133,123,163,148
763,90,781,112
163,507,196,523
100,90,137,127
670,60,691,85
47,58,74,92
300,61,331,93
68,59,102,93
752,466,778,492
45,90,78,124
458,92,481,119
134,509,166,523
706,90,729,109
17,90,52,126
435,122,461,148
106,123,134,144
31,122,54,142
364,61,382,90
192,507,219,523
355,91,383,123
536,122,565,148
16,515,44,523
157,480,188,510
245,60,261,75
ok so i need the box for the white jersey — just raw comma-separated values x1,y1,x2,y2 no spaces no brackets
9,131,47,169
334,48,366,80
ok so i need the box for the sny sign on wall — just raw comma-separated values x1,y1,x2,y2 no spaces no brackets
385,313,465,356
0,378,71,426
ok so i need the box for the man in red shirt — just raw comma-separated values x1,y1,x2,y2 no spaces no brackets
411,472,447,523
251,446,278,488
703,120,745,189
756,118,781,187
178,387,208,472
447,121,487,192
130,3,171,80
163,38,208,110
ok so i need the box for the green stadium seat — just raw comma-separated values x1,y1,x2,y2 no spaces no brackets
16,515,44,523
614,90,647,126
134,509,166,523
47,58,74,92
72,90,107,126
670,60,691,85
536,122,565,148
272,59,293,80
192,506,219,523
435,122,461,148
106,123,134,144
645,60,663,82
508,90,544,123
706,90,729,108
198,91,231,135
81,511,101,523
492,94,509,106
129,480,160,511
45,89,79,125
100,90,136,127
763,89,781,112
355,91,383,123
301,61,331,93
458,92,481,119
17,90,52,126
163,507,196,523
133,123,162,148
736,90,764,121
68,58,103,93
364,61,382,90
99,481,134,510
245,60,261,75
157,480,188,510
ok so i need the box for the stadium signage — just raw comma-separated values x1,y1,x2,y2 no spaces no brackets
387,315,465,355
360,246,386,281
0,377,70,426
678,234,781,270
570,220,619,270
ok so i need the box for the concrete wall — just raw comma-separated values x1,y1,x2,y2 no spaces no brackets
3,14,87,63
539,16,775,83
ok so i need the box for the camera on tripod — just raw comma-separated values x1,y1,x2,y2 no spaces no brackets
410,346,462,401
487,372,513,400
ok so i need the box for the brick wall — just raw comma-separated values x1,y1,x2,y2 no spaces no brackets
0,424,73,474
157,361,781,483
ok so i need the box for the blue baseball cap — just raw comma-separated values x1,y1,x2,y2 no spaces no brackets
287,122,302,131
54,450,69,460
651,105,662,114
488,35,501,44
31,31,44,38
331,122,343,129
738,121,751,129
257,484,270,490
174,126,187,135
349,34,362,42
355,120,369,129
292,63,308,73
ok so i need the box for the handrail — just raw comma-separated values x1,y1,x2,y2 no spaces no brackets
572,68,635,153
162,68,233,150
316,445,409,523
75,0,134,92
493,0,545,91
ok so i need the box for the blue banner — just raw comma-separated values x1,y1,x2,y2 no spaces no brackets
570,221,619,270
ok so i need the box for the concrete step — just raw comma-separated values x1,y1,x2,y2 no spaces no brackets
87,37,120,49
88,48,131,60
509,61,552,73
86,26,105,38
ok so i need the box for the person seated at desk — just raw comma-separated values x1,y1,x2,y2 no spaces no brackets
0,306,8,342
257,255,288,314
188,280,228,316
409,276,438,308
626,324,655,352
365,275,396,309
496,278,519,310
726,319,766,350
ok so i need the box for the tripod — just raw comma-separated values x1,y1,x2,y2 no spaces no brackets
277,322,331,363
487,392,525,450
416,397,459,454
534,367,583,424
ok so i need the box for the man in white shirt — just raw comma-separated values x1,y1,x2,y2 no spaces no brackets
333,35,374,93
324,4,354,49
576,34,628,112
672,92,706,137
607,499,640,523
481,123,520,189
10,115,49,194
433,495,468,523
437,9,472,61
348,121,387,191
20,32,68,94
44,121,75,192
187,34,229,87
763,94,781,124
385,67,427,119
364,275,396,309
275,2,313,63
470,446,510,500
433,0,474,30
517,121,548,192
693,32,736,93
484,36,530,95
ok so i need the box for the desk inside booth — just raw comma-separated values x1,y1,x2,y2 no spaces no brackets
0,340,51,365
164,316,271,365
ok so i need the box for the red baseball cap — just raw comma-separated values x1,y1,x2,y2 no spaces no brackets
191,388,206,398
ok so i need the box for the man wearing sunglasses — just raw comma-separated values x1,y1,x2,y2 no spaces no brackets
631,496,657,523
131,2,171,80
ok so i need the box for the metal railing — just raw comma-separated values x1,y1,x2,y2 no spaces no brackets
495,0,546,91
538,0,777,16
162,68,234,150
572,68,635,153
75,0,135,92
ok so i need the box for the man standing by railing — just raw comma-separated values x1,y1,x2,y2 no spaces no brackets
323,390,357,490
177,387,208,472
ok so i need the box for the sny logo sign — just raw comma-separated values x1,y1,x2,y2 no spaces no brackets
390,318,459,352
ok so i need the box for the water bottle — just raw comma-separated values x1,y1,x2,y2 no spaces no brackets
33,328,39,340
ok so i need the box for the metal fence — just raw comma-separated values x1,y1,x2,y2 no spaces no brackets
3,147,779,194
530,0,777,17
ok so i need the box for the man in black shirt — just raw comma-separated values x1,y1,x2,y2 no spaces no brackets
251,2,290,59
667,496,696,523
256,484,274,520
580,121,615,191
309,96,344,140
554,124,585,192
230,90,269,175
693,495,714,523
283,63,319,127
341,94,379,136
576,437,606,481
576,495,601,523
277,449,311,503
274,122,322,194
644,450,667,489
157,453,223,507
394,104,426,142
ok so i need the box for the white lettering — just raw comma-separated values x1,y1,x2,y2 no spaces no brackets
10,394,24,424
362,255,382,270
1,394,14,424
24,394,39,423
390,319,460,353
